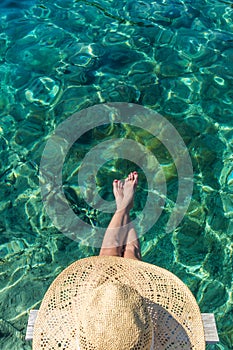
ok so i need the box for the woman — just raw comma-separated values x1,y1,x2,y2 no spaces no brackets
33,172,205,349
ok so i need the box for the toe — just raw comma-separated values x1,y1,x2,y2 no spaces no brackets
113,179,118,189
119,180,124,189
133,171,138,185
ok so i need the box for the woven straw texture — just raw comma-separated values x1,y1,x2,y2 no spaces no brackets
33,256,205,350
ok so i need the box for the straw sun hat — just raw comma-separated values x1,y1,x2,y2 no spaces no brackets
33,256,205,350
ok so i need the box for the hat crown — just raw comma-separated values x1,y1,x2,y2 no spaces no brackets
75,281,153,350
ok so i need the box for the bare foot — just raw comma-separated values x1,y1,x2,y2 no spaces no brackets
122,171,138,211
112,172,138,212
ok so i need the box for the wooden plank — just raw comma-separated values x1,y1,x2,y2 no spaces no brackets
25,310,38,341
201,313,219,344
26,310,219,343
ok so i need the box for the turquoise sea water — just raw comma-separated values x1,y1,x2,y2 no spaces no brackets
0,0,233,349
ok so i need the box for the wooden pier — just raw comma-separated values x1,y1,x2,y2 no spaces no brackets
26,310,219,343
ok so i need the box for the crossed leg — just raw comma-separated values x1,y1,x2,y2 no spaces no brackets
99,172,141,260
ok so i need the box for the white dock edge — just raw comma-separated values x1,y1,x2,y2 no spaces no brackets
201,313,219,343
26,310,219,343
26,310,38,341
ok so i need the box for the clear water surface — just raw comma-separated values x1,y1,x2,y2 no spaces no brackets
0,0,232,349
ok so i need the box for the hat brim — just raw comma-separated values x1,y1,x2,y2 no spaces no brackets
33,256,205,349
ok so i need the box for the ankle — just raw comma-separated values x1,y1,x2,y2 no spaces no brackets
115,207,130,215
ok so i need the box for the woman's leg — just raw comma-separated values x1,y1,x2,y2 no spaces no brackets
122,225,141,260
99,179,130,257
99,172,141,260
122,172,141,260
